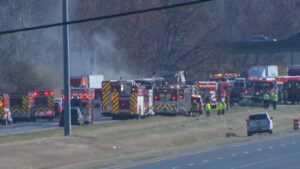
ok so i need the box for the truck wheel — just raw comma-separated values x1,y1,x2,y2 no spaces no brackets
269,130,273,134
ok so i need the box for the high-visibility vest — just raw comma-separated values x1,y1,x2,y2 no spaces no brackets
217,102,222,111
222,102,227,110
263,93,270,100
205,103,211,111
272,93,278,102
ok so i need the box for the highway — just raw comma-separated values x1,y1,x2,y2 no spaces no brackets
0,113,111,136
118,133,300,169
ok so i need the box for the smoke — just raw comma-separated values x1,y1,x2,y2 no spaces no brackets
70,29,136,80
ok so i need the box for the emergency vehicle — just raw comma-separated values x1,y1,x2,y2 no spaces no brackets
9,92,34,121
209,73,241,82
276,76,300,104
69,88,95,124
153,84,192,115
193,81,217,108
31,90,55,121
102,80,153,119
244,77,277,103
0,94,11,124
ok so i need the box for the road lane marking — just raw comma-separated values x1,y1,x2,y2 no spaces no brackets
172,167,179,169
232,153,237,157
217,157,223,160
268,146,273,149
280,143,285,147
230,152,300,169
202,160,209,163
244,151,249,154
291,141,296,144
257,148,262,151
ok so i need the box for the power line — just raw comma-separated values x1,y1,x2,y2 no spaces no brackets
0,0,212,35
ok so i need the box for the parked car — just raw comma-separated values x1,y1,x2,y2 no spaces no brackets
246,112,273,136
59,107,84,127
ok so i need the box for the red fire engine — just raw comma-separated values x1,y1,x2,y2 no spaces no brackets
69,88,95,124
31,90,55,121
244,77,276,102
193,81,217,108
9,92,34,121
0,94,10,124
276,76,300,104
153,84,191,115
102,80,153,119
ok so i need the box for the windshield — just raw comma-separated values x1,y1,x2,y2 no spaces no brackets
34,97,48,106
249,114,268,120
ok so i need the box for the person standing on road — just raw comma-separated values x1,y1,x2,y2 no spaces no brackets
221,100,227,115
217,100,222,116
263,92,270,109
272,92,278,110
204,102,211,117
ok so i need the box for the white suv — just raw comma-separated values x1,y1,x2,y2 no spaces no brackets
247,112,273,136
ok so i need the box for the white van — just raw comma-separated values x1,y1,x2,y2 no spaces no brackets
247,112,273,136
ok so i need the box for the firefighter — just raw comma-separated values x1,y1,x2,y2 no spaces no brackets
217,100,222,116
271,92,278,110
191,100,199,117
221,100,227,115
225,96,230,111
263,92,270,109
204,101,211,117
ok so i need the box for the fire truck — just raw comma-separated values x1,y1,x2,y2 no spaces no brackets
102,80,153,119
243,77,277,103
276,76,300,104
69,88,95,124
153,84,192,115
9,92,34,121
193,81,217,108
31,90,55,121
0,94,10,124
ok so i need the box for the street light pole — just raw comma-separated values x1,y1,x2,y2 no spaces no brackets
63,0,71,136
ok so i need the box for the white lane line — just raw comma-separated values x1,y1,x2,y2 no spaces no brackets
202,160,209,163
291,141,296,144
244,151,249,154
269,146,273,149
187,163,194,166
172,167,179,169
232,153,237,157
230,152,300,169
257,148,262,151
217,157,223,160
280,143,285,147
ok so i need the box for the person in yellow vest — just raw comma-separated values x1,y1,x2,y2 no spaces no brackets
204,102,211,117
221,100,227,115
217,100,222,116
263,92,270,109
272,92,278,110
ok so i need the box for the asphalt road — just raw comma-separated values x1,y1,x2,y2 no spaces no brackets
0,113,111,136
118,133,300,169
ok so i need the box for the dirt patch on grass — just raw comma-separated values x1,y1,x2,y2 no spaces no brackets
0,105,299,169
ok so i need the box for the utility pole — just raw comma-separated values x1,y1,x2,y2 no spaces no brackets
63,0,71,136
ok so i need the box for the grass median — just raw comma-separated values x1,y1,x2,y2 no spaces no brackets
0,105,299,169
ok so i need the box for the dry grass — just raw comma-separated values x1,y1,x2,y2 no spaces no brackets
0,105,299,169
